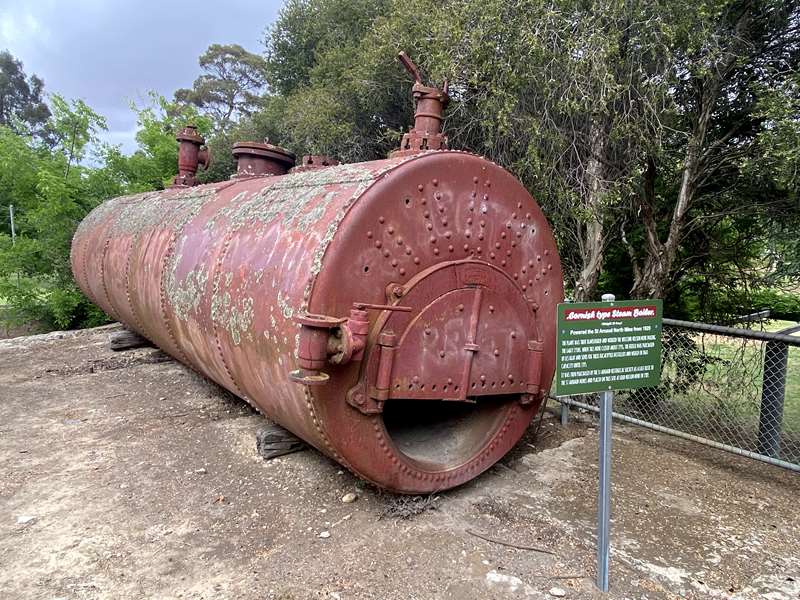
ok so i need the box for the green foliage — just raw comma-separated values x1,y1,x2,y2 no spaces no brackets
0,55,211,331
175,44,268,132
0,49,50,137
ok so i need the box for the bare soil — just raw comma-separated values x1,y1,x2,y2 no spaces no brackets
0,325,798,599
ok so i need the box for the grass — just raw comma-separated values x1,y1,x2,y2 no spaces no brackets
616,319,800,460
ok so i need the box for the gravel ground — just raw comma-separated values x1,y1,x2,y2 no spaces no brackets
0,325,798,600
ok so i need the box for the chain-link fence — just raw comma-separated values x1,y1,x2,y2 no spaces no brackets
558,318,800,471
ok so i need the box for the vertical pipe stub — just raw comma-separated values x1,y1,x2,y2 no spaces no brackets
172,125,210,188
391,52,450,157
232,141,296,178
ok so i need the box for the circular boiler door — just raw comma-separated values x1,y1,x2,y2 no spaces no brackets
367,260,542,471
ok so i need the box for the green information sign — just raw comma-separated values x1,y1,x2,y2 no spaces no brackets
555,299,663,396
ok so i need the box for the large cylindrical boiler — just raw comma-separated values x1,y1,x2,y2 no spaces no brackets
71,56,564,493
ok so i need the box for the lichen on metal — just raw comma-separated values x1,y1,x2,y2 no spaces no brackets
71,54,564,493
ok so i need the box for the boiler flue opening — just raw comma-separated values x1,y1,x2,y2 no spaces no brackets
381,395,513,471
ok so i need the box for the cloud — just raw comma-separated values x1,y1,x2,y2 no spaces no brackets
0,0,282,154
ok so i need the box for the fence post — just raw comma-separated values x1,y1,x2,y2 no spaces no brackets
9,204,16,245
757,341,789,458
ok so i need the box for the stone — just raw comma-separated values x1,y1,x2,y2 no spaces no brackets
549,587,566,597
341,492,358,504
319,531,331,539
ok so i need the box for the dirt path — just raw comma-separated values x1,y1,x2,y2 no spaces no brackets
0,326,798,599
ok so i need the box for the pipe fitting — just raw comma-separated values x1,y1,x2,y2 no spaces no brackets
171,125,210,188
232,141,295,178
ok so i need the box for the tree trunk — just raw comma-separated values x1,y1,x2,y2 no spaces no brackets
630,6,752,300
573,121,607,302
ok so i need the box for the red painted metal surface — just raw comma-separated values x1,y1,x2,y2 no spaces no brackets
70,54,564,493
71,151,563,492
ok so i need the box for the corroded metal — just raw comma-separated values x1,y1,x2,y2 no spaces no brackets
232,141,295,178
172,125,209,188
71,53,564,493
392,52,450,157
72,150,564,493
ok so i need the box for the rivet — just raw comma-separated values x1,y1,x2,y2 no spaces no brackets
506,250,512,256
444,231,451,239
483,194,489,201
442,219,448,227
433,248,439,255
383,250,390,257
397,237,404,245
542,268,547,275
511,241,517,247
494,349,500,356
413,257,420,264
526,213,531,219
467,217,473,225
387,226,395,234
447,377,453,384
391,259,398,267
392,286,404,298
430,237,436,244
508,374,514,382
511,332,517,339
413,375,420,383
480,375,486,382
545,249,550,256
438,206,445,213
435,192,442,200
535,274,541,281
485,180,491,187
513,273,519,279
465,231,471,238
458,304,464,312
512,212,517,219
424,328,431,336
476,247,482,253
522,284,527,290
426,223,433,231
521,266,527,274
501,260,506,266
375,241,382,248
548,264,553,270
379,216,385,224
495,242,501,249
418,184,424,191
463,244,470,251
448,245,454,252
489,252,495,259
405,247,412,255
480,220,486,228
439,350,445,358
489,305,495,312
423,210,430,218
528,280,533,286
473,176,479,184
432,179,439,186
501,232,507,239
517,202,523,209
529,260,535,267
399,268,406,276
367,231,373,238
516,231,522,238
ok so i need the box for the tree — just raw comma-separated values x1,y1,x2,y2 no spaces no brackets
626,0,800,301
175,44,268,131
0,50,50,137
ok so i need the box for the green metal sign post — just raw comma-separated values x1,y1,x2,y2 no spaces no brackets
555,296,662,592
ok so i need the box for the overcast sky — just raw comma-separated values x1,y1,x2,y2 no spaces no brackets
0,0,283,153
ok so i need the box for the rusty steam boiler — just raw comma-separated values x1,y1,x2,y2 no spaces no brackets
70,54,564,493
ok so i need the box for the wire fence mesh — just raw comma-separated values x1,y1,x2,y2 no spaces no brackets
557,319,800,470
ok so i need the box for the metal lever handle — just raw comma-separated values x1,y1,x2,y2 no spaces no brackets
352,302,412,312
397,51,422,83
